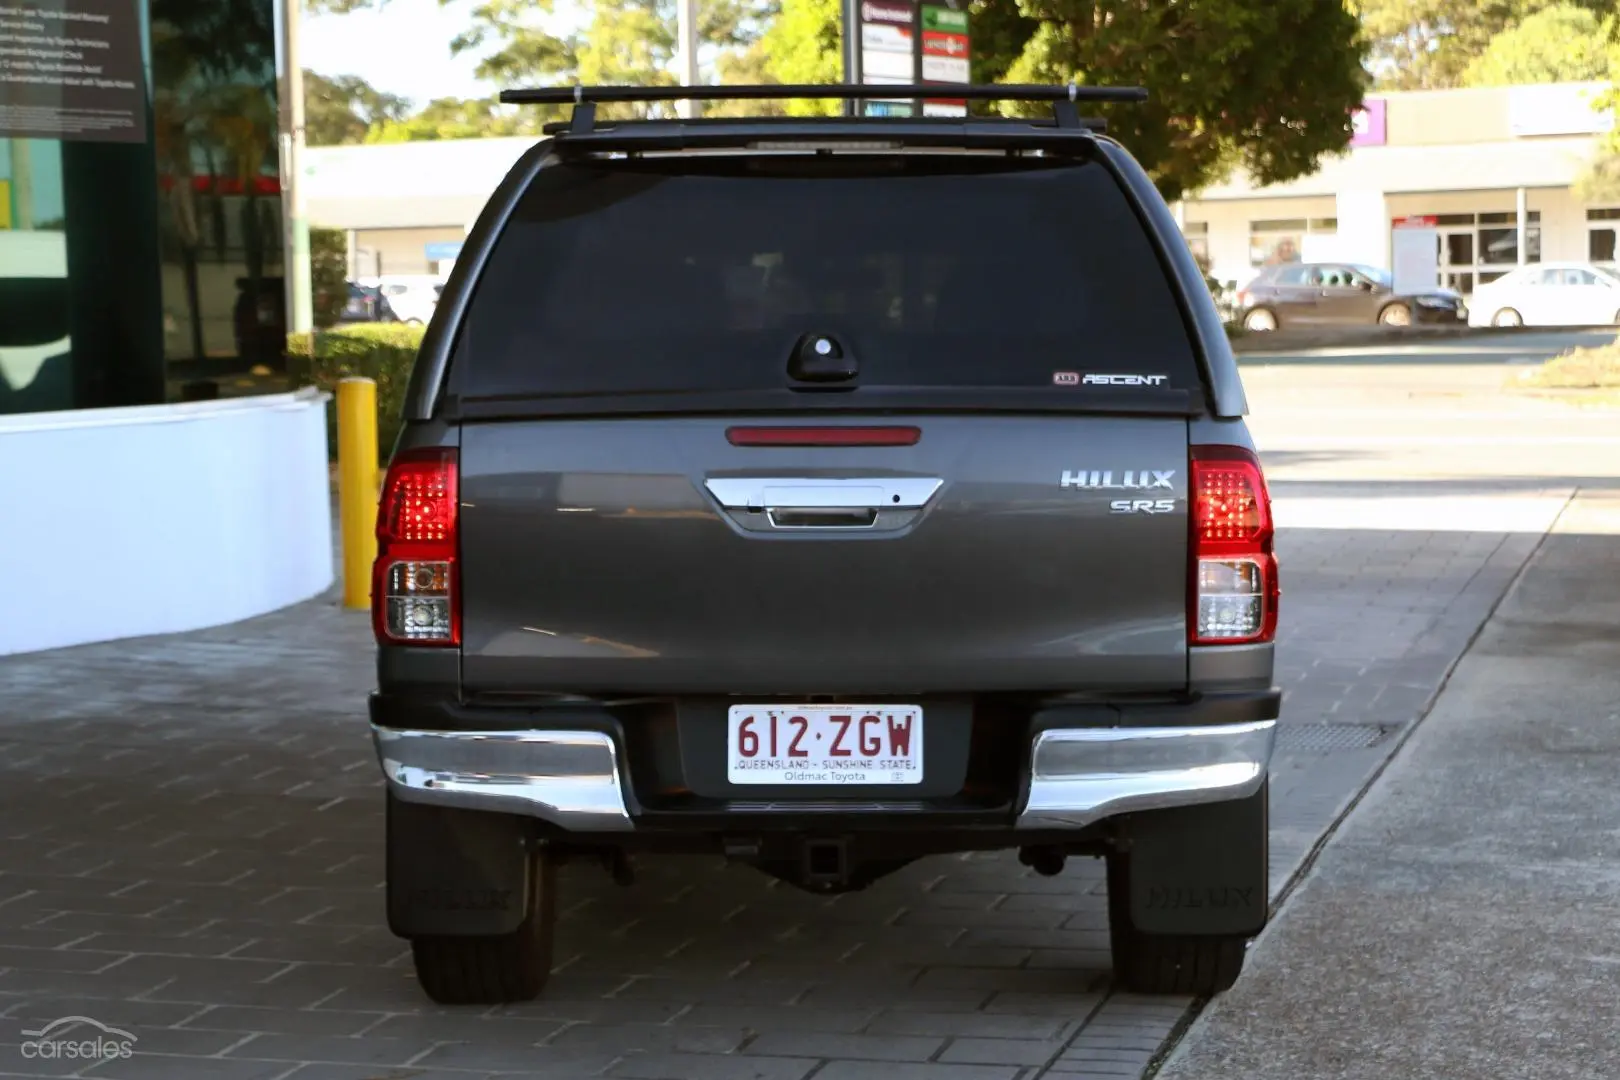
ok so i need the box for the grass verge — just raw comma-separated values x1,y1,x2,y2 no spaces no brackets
1511,335,1620,404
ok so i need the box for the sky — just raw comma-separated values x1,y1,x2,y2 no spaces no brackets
302,0,584,107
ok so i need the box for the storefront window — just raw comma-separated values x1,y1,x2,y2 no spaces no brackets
150,0,285,390
1182,220,1210,266
0,139,73,414
1415,210,1541,294
1478,212,1541,265
1591,208,1620,267
1248,217,1336,267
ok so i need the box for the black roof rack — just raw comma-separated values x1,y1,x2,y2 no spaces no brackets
502,82,1147,137
501,83,1148,106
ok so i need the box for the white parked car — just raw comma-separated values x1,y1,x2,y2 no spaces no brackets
1467,262,1620,328
360,275,445,326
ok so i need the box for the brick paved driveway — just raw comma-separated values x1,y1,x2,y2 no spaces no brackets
0,489,1557,1080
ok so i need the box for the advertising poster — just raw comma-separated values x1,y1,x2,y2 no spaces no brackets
919,3,969,117
1391,218,1440,295
0,0,147,143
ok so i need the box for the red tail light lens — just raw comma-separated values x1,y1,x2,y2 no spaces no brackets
1190,445,1278,645
373,447,459,647
727,426,921,447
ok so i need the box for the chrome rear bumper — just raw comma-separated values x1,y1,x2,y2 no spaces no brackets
1015,721,1276,829
374,727,634,831
372,719,1276,830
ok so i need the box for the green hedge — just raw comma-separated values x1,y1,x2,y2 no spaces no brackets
287,323,426,461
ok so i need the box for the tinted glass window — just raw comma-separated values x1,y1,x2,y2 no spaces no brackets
1273,266,1310,285
0,279,70,348
451,158,1198,400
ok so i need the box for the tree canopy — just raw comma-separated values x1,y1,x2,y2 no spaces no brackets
304,71,411,145
1462,4,1617,86
1354,0,1619,89
757,0,1367,200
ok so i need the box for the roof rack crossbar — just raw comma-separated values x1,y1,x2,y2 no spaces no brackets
500,82,1148,106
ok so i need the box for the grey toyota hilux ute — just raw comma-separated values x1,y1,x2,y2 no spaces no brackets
369,83,1282,1006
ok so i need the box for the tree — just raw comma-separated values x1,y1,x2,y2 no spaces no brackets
755,0,842,115
764,0,1366,202
305,71,411,145
447,0,774,120
1463,4,1615,85
1353,0,1619,90
310,227,349,327
367,96,549,141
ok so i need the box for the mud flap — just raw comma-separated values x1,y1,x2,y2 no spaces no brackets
386,794,534,938
1116,784,1269,937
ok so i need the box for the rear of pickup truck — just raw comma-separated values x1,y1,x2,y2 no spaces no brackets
369,105,1281,1005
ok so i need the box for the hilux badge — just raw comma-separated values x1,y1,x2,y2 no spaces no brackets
1060,470,1176,490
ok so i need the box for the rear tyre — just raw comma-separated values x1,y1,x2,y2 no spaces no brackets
409,848,557,1005
1242,308,1278,332
1377,302,1411,327
1105,852,1250,997
1492,308,1524,328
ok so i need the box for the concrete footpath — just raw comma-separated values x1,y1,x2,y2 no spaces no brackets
1155,490,1620,1080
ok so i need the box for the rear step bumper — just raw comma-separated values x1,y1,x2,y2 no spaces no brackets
372,712,1277,832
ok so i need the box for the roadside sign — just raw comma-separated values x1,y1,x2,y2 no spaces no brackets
918,2,970,117
860,0,919,117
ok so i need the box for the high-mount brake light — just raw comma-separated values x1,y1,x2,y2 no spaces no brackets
373,448,460,647
1189,445,1278,645
726,426,921,447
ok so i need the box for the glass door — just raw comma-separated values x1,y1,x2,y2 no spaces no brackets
1438,229,1475,295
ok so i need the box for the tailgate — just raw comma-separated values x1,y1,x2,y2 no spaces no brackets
458,414,1189,695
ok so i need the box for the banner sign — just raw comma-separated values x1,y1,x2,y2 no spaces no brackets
918,3,969,117
860,0,917,117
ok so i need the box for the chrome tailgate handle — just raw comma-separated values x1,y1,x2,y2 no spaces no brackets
705,477,943,511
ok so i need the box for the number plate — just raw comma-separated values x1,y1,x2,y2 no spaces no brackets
727,705,924,786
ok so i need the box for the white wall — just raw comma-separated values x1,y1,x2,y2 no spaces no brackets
0,389,335,656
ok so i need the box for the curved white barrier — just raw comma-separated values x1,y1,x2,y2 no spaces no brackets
0,388,335,656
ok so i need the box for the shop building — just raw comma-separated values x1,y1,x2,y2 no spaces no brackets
1181,81,1614,296
1,0,332,655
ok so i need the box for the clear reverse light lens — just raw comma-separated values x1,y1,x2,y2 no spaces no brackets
1197,557,1264,640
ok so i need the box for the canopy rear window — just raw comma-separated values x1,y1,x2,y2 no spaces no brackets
448,156,1200,402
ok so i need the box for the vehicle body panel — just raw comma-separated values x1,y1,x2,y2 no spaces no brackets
457,414,1193,696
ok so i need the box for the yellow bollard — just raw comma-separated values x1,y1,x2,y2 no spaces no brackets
337,377,380,610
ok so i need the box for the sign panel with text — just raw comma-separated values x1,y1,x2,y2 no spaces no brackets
860,0,917,116
0,0,147,143
918,3,969,117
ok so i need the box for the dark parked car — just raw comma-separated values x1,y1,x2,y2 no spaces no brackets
370,83,1282,1006
338,281,398,324
1236,262,1467,332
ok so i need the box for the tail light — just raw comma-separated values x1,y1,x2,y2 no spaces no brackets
372,447,459,647
1189,445,1278,645
1236,289,1252,308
